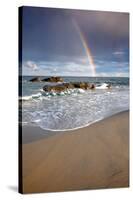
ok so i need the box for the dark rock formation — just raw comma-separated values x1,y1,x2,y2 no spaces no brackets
43,84,69,93
62,83,75,89
72,82,90,90
42,76,64,82
89,84,95,89
43,83,75,92
43,82,95,93
29,77,41,82
106,83,111,89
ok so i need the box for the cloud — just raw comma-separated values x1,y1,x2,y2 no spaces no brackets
40,61,92,76
96,72,129,77
22,60,93,76
23,61,38,70
112,51,125,55
22,58,129,77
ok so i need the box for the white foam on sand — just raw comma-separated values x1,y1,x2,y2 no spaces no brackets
34,117,105,132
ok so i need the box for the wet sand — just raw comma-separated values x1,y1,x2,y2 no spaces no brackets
20,111,129,193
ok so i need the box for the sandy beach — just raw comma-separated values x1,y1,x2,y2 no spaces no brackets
20,111,129,194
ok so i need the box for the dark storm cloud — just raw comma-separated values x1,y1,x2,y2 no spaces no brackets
22,6,85,61
69,10,129,56
21,6,129,76
70,10,129,37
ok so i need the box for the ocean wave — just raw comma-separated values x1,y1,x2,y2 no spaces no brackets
20,92,43,101
20,83,114,101
20,95,32,101
33,117,105,132
96,83,111,89
22,109,129,132
21,87,129,131
20,88,86,101
21,77,129,131
19,83,129,102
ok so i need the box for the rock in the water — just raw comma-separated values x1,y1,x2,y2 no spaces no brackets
72,82,90,90
62,83,75,89
29,77,41,82
107,84,111,89
43,82,95,93
43,84,67,93
89,84,95,89
42,76,63,82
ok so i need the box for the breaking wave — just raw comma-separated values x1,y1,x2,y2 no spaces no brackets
20,83,115,102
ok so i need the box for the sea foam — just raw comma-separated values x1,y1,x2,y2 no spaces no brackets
21,77,129,131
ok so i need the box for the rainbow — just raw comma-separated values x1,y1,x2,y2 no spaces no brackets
73,20,96,76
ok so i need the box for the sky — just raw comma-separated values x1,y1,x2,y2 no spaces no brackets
21,6,129,77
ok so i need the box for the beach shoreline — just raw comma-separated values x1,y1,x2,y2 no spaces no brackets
21,110,129,193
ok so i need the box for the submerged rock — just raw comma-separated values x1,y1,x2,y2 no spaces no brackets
42,76,64,82
29,77,41,82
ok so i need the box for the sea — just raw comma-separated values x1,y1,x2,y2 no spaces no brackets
19,76,129,131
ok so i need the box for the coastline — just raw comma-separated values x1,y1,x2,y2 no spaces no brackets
21,111,129,193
